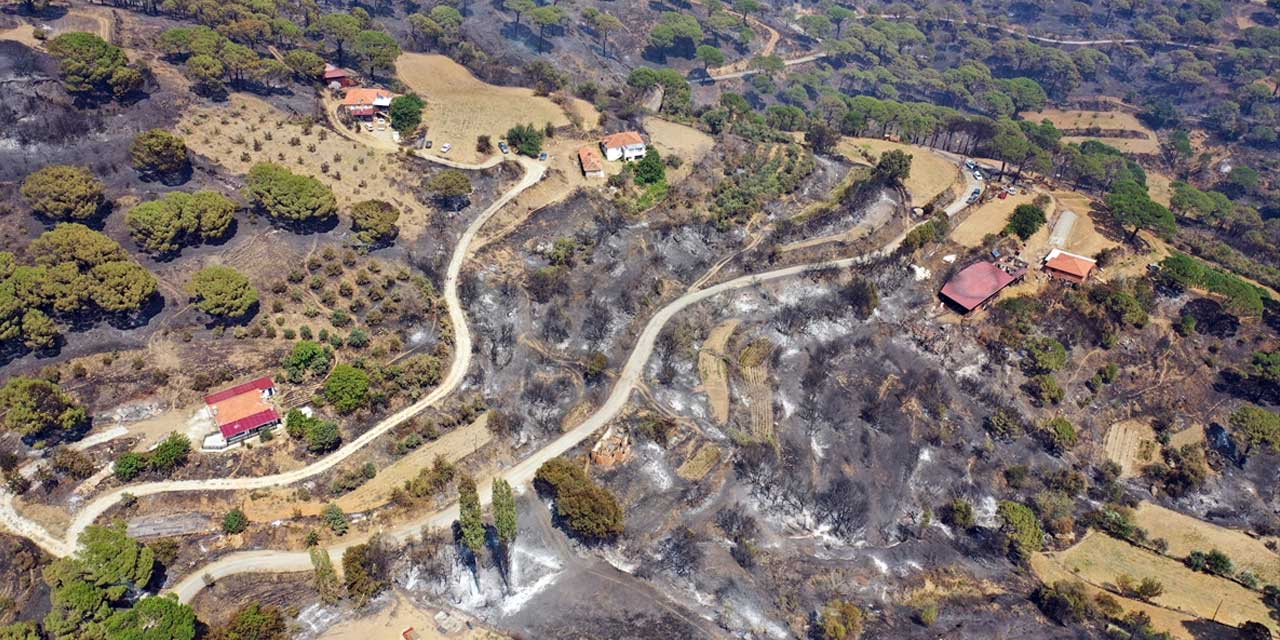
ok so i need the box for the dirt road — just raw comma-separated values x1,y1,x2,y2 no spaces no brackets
0,156,546,558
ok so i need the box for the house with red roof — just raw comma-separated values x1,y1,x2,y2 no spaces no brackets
1043,249,1097,284
203,376,279,447
578,146,604,177
940,261,1027,313
600,131,646,161
341,87,395,119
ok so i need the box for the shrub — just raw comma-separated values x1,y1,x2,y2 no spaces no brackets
244,163,337,226
323,364,369,414
222,508,248,534
322,503,348,535
534,457,623,540
130,129,190,179
1041,417,1077,454
996,500,1043,562
1005,204,1046,240
21,165,105,221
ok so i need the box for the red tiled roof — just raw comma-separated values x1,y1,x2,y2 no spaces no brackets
204,376,274,405
1045,251,1096,280
601,131,644,149
341,88,394,107
323,64,350,79
578,146,603,172
940,262,1022,311
219,408,280,440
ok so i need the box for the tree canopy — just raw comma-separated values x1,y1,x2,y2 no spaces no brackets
46,32,141,100
426,169,473,211
349,200,400,248
130,130,190,180
388,94,425,134
1105,179,1176,243
0,376,89,440
244,163,337,226
282,340,333,382
21,165,106,221
323,364,369,414
126,190,236,255
187,266,259,320
505,123,544,157
534,457,623,540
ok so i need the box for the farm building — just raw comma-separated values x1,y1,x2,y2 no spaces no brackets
578,146,604,177
940,261,1027,313
1043,249,1097,284
341,87,395,118
203,376,280,448
600,131,646,161
323,64,355,88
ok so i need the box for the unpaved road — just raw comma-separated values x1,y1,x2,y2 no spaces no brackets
167,156,978,603
0,155,545,558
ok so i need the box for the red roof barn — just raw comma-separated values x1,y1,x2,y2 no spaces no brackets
205,376,280,444
940,262,1026,312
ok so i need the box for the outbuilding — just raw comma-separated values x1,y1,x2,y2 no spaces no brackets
578,146,604,177
1043,248,1097,284
204,376,280,447
323,64,355,88
940,261,1026,313
600,131,646,162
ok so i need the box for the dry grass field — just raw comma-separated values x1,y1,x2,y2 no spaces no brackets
675,443,722,481
1030,551,1236,640
1103,420,1158,478
697,319,740,425
948,192,1038,247
396,53,599,164
1147,171,1175,207
644,116,715,184
837,138,963,207
1023,109,1160,154
738,338,775,443
1132,502,1280,586
1046,532,1276,634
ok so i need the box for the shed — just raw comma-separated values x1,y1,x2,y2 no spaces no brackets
1043,249,1097,283
578,146,604,177
323,63,355,87
940,261,1026,313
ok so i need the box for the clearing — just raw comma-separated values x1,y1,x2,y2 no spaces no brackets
1131,502,1280,586
320,593,504,640
179,93,438,240
1030,551,1235,640
1102,419,1158,478
395,53,599,165
1022,108,1160,154
837,138,962,207
948,192,1038,247
696,319,739,425
644,116,715,184
675,443,722,481
1043,531,1277,634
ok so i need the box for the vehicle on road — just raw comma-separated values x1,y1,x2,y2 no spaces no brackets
441,143,452,154
425,140,433,149
964,159,976,170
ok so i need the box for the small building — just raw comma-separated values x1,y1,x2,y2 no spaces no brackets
578,146,604,178
1043,248,1097,284
591,425,632,467
401,628,422,640
341,87,395,119
323,63,355,88
600,131,646,162
203,376,280,447
940,261,1027,313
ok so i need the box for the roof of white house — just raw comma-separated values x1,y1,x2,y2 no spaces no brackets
601,131,645,149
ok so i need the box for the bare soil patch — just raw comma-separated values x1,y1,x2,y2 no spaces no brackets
949,192,1037,247
395,53,598,165
1102,419,1158,478
675,442,722,481
321,593,504,640
837,138,961,207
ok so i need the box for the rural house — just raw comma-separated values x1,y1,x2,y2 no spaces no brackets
600,131,646,161
203,376,280,448
578,146,604,178
1043,249,1097,284
341,87,395,119
323,64,355,88
939,261,1027,313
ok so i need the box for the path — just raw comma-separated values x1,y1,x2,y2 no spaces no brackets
709,52,826,81
0,156,546,559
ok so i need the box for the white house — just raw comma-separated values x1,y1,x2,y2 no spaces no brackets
600,131,646,161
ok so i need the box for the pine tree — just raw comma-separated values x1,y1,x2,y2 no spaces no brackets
457,474,486,556
492,478,517,547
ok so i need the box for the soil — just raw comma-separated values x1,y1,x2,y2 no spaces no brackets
837,137,964,208
695,318,739,425
1102,419,1158,478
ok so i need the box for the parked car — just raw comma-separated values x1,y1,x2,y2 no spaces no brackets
498,141,510,154
424,140,433,149
973,170,984,181
538,151,548,161
964,159,976,170
441,143,452,154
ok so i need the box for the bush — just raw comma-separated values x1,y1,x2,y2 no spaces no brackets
505,122,544,157
1041,416,1077,454
114,452,146,482
323,364,369,414
187,266,259,320
282,340,333,382
1028,374,1064,405
130,129,190,179
222,508,248,534
997,500,1043,562
127,190,236,255
534,457,623,540
1005,204,1046,240
322,503,348,535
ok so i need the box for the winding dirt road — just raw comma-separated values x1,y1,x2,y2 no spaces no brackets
0,155,545,559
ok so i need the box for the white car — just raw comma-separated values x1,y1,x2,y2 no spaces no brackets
440,143,452,154
973,170,984,181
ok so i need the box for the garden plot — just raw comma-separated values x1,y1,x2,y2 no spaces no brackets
1102,420,1158,478
696,319,739,425
1132,502,1280,586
